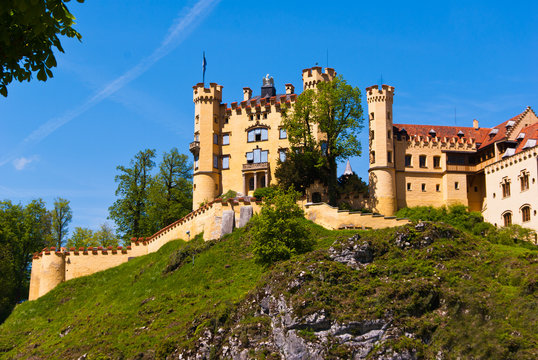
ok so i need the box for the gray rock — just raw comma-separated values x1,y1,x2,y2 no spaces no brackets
237,206,253,228
221,210,235,236
329,234,373,269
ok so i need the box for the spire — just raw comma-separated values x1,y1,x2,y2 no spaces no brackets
343,160,353,175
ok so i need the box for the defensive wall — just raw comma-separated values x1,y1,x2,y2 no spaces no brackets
29,198,409,300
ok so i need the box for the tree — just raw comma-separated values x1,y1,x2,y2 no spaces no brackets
147,148,192,233
67,227,96,248
0,0,85,96
0,199,50,322
109,149,156,242
281,75,364,204
275,149,329,194
250,188,314,266
51,197,72,248
93,223,119,247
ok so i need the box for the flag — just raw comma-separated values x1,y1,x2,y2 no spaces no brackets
202,51,207,84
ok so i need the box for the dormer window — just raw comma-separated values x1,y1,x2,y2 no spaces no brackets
429,129,436,137
457,130,464,138
516,133,525,141
505,120,515,128
489,128,498,137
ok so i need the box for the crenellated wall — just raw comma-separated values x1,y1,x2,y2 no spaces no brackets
28,197,406,300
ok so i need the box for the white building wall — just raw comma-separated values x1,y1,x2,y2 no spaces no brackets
483,147,538,232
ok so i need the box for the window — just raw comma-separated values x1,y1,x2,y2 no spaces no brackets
421,183,426,192
250,115,254,121
387,130,391,139
405,154,412,167
213,155,218,169
279,149,286,162
370,130,374,140
213,134,218,145
194,154,199,170
455,182,460,190
436,184,440,192
503,212,512,227
502,179,511,198
256,113,261,120
407,183,411,191
387,151,392,163
249,177,254,190
263,113,267,119
224,116,229,124
370,112,374,120
522,206,531,222
222,155,229,169
194,133,199,141
521,172,529,191
419,155,427,168
214,116,218,123
247,128,268,142
433,156,441,168
371,151,375,164
222,134,229,145
279,128,287,139
246,149,268,164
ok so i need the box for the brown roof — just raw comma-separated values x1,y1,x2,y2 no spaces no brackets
393,123,491,143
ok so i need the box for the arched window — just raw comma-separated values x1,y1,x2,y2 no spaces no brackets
521,205,531,222
247,128,268,142
502,211,512,227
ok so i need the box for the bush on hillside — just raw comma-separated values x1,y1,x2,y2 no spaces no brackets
250,187,314,266
396,205,536,245
219,190,237,201
253,185,279,202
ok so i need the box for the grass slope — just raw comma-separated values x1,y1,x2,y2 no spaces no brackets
0,221,536,359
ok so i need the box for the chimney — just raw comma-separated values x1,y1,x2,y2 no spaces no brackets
473,119,479,130
243,87,252,101
261,74,276,98
285,83,295,95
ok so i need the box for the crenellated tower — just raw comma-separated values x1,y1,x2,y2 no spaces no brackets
191,82,223,209
366,84,397,216
302,66,336,90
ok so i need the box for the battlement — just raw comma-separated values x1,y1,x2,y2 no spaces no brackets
302,66,336,90
404,134,477,151
225,93,298,115
366,84,395,103
193,82,223,103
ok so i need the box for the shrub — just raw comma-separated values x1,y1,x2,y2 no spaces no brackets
253,185,279,201
220,190,237,201
250,187,314,266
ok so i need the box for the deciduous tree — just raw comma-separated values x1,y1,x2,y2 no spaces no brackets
0,0,85,96
109,149,156,242
51,197,72,248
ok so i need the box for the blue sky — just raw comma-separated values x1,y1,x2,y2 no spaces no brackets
1,0,537,234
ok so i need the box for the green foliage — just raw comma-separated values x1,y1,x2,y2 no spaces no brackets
0,0,85,96
93,223,119,247
0,199,51,322
337,172,368,195
109,148,193,243
147,148,193,233
250,188,314,265
281,75,364,204
252,185,278,201
219,189,237,201
274,149,329,194
66,227,97,248
51,197,72,248
396,205,536,245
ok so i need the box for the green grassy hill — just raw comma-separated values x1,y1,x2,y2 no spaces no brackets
0,221,536,359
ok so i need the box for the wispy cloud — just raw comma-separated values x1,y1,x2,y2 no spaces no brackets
12,155,39,170
0,0,220,167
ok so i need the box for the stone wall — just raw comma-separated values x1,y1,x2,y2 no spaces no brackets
29,198,407,301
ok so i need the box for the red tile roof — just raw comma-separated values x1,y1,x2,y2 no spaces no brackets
514,123,538,155
393,123,491,144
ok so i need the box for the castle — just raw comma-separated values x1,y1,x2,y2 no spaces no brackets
28,66,537,301
191,66,538,232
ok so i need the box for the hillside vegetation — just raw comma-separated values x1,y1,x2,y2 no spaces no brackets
0,219,536,359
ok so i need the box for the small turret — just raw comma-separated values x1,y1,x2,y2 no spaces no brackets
302,66,336,90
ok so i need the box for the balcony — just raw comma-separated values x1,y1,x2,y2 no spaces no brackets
189,141,200,154
446,164,477,173
242,162,269,171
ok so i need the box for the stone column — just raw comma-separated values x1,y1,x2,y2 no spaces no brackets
243,174,246,195
254,172,258,190
265,171,268,188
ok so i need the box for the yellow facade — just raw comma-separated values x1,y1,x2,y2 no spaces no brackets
190,67,335,209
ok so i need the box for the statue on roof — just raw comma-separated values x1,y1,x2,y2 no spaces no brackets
262,74,274,87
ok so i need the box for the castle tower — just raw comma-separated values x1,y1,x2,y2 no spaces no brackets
366,84,397,216
302,66,336,90
192,82,223,209
37,251,65,299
